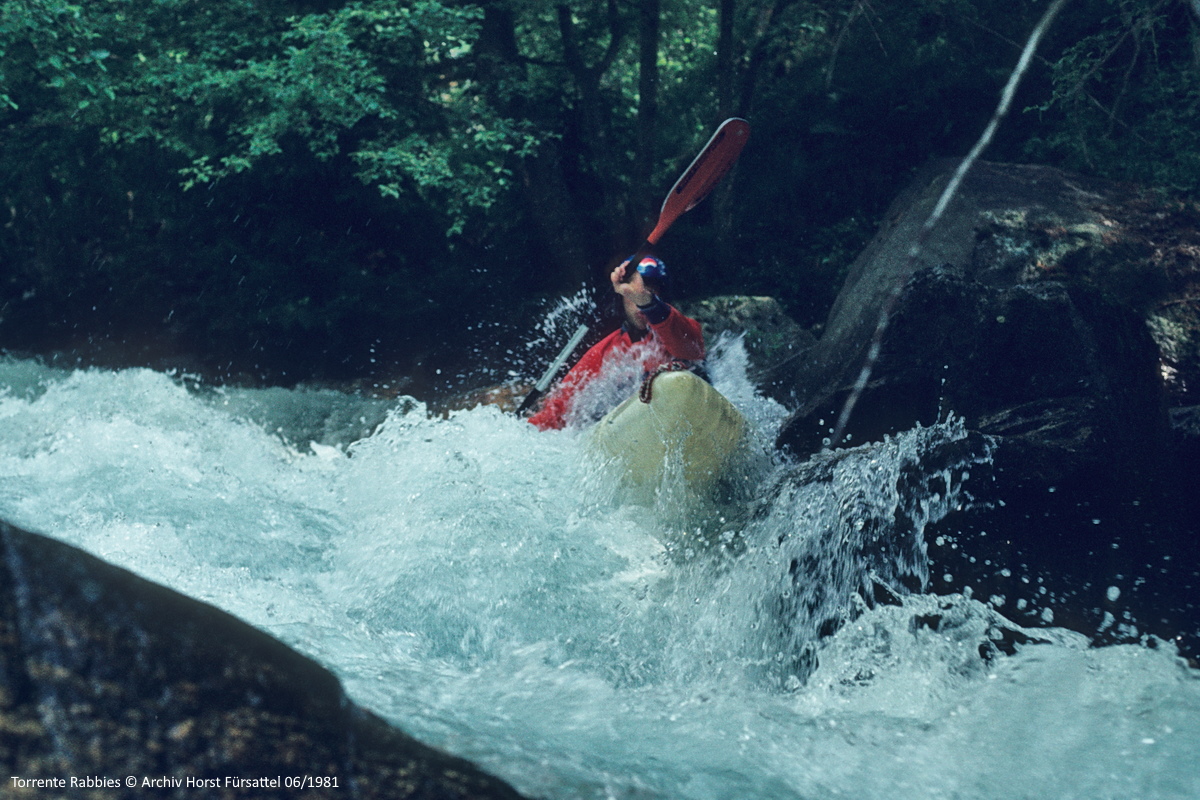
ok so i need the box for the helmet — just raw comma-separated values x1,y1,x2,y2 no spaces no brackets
635,256,667,284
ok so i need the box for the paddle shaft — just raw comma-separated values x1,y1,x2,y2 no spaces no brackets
516,118,750,416
517,322,589,414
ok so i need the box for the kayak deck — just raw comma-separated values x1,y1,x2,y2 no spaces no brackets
589,370,746,492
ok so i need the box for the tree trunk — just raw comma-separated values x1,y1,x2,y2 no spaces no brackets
735,0,797,118
717,0,736,119
475,3,592,288
556,2,630,253
634,0,661,226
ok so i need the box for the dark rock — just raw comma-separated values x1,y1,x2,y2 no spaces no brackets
758,422,994,638
768,159,1200,657
771,160,1181,456
678,295,816,380
0,519,529,800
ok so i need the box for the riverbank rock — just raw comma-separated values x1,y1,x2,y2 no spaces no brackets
769,159,1200,658
678,295,815,381
0,519,529,800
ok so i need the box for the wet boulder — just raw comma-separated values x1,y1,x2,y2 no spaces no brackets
678,295,816,381
0,519,529,800
769,159,1200,657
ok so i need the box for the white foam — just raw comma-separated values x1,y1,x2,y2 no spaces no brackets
1,354,1196,800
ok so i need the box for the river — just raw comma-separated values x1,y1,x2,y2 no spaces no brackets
1,340,1197,799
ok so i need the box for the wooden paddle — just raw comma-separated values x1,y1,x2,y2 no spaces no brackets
516,118,751,416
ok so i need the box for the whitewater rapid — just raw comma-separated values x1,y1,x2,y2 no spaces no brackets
1,344,1197,800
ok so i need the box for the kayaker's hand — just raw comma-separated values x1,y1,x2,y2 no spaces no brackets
611,259,653,306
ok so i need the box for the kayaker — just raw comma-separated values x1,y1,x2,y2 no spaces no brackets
528,256,706,430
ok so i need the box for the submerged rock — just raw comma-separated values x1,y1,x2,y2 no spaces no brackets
768,159,1200,658
0,519,528,799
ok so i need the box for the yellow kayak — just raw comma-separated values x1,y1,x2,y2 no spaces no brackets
589,370,746,492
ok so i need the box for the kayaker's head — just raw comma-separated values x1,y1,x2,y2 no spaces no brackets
632,256,668,296
614,256,669,332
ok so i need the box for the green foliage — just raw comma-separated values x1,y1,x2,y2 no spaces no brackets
1026,0,1200,193
1,0,538,235
0,0,113,111
3,0,1200,386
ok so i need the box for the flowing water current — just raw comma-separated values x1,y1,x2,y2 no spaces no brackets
1,342,1197,799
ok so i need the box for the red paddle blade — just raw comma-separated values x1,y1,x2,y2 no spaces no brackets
646,117,750,245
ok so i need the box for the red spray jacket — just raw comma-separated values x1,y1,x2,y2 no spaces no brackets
528,299,705,431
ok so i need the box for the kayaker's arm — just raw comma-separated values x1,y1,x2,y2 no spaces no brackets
642,299,705,361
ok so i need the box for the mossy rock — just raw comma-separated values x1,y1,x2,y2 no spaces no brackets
680,295,816,380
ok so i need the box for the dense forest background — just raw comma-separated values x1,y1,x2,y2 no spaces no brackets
2,0,1198,394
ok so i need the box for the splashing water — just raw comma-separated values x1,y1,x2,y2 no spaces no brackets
1,343,1197,800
